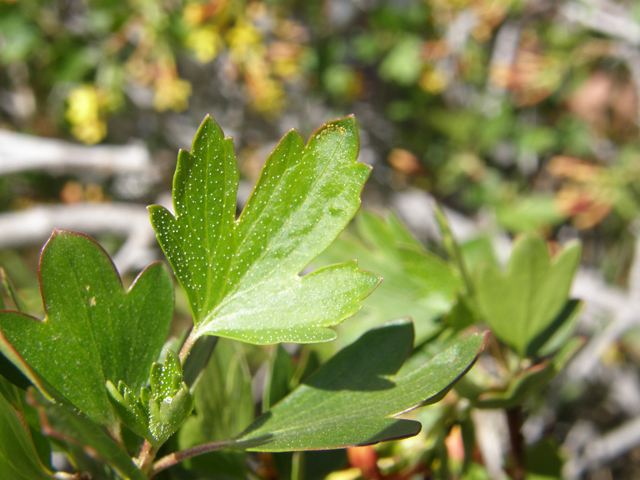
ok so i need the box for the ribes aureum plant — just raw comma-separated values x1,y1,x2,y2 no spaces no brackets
0,115,486,479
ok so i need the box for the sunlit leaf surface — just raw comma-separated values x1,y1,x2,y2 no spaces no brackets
150,115,380,345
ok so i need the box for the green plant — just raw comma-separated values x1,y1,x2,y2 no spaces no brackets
315,206,584,479
0,115,486,479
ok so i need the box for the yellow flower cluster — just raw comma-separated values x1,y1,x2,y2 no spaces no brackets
186,26,223,63
181,2,307,116
153,69,193,112
65,85,111,145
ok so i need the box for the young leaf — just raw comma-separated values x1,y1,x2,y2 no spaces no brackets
28,387,148,480
107,351,194,447
475,235,581,357
0,230,174,428
149,115,380,345
230,320,487,451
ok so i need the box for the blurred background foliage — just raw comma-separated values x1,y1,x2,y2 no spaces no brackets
2,0,640,281
3,0,640,479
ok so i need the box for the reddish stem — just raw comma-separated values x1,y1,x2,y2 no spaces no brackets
506,407,525,480
149,439,233,477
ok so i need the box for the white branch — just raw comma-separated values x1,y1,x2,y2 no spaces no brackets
560,1,640,46
567,416,640,478
0,204,158,274
0,129,151,175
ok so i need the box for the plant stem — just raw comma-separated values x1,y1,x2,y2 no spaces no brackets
149,439,234,477
506,406,525,480
136,440,159,475
432,200,476,298
178,328,198,364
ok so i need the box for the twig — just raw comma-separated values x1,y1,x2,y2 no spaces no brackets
0,203,157,274
559,1,640,46
0,129,151,175
135,440,159,475
471,409,509,480
568,416,640,478
149,439,234,477
506,407,525,480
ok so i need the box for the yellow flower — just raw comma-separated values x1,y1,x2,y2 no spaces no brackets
183,3,205,27
227,20,263,62
71,119,108,146
66,85,109,144
245,62,285,115
186,26,223,64
153,74,192,112
419,68,448,94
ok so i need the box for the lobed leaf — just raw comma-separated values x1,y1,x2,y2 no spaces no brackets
315,211,461,346
476,234,581,357
0,230,174,428
149,115,380,345
474,337,584,409
230,320,487,451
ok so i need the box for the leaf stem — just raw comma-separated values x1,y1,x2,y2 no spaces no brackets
178,329,198,364
149,439,234,477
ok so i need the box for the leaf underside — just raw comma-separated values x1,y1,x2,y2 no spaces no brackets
230,320,487,452
149,115,380,345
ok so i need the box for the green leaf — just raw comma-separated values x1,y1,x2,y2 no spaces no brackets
379,35,423,85
0,230,174,428
107,351,194,447
0,377,52,471
316,211,461,346
525,440,563,480
0,269,33,391
149,115,380,345
0,391,56,480
230,320,487,451
28,387,148,480
528,299,583,358
476,235,581,357
495,195,564,233
0,334,146,480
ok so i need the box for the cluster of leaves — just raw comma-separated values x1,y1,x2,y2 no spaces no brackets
312,199,583,478
0,115,491,479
